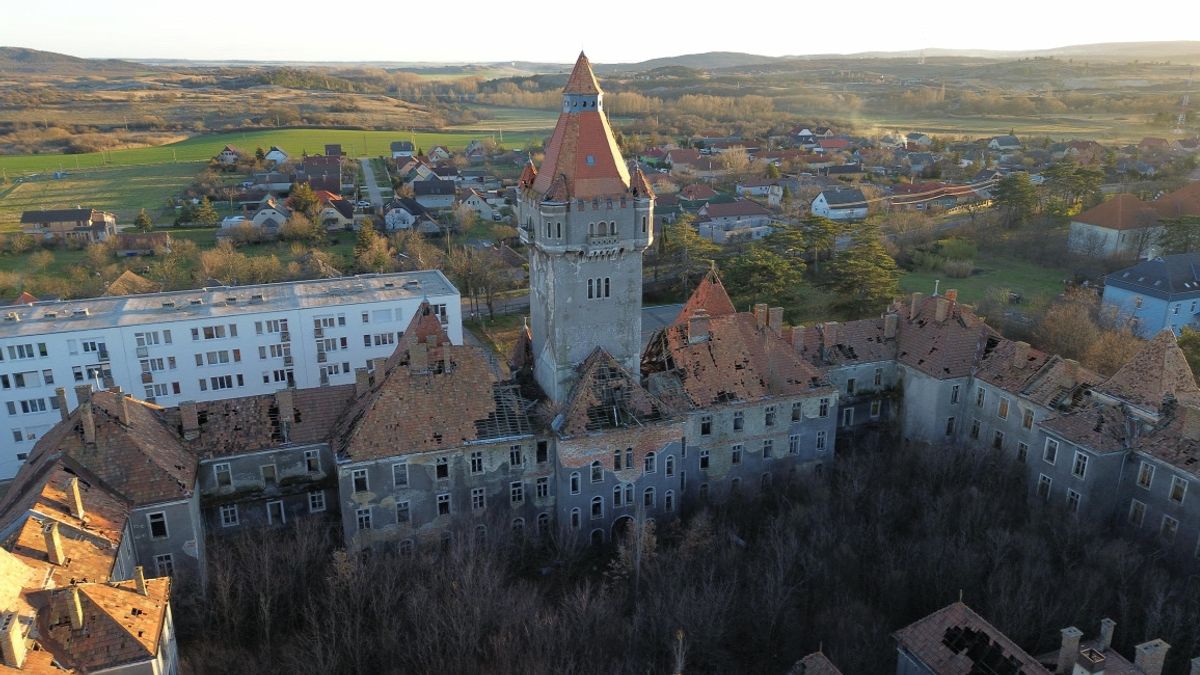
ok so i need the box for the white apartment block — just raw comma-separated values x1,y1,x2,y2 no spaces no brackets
0,271,461,479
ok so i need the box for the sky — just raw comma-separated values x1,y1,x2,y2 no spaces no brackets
3,0,1197,64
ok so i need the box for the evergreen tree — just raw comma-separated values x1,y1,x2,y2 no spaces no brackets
993,173,1039,227
822,222,899,317
175,201,196,226
723,244,804,308
194,197,219,226
355,218,379,256
657,214,720,295
134,209,153,232
288,182,321,221
796,215,845,275
1158,217,1200,254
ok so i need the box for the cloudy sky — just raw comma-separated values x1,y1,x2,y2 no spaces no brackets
3,0,1195,64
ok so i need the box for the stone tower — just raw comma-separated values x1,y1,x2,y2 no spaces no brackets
517,52,656,404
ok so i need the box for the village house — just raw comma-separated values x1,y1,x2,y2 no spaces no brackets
413,179,456,210
1103,254,1200,337
314,190,355,231
215,144,241,167
383,198,440,234
458,188,494,221
1067,193,1161,259
263,146,288,167
810,188,868,220
114,231,172,257
390,141,415,159
426,145,451,163
695,200,774,243
20,208,118,244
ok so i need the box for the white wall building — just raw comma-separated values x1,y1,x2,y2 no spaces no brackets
0,271,461,479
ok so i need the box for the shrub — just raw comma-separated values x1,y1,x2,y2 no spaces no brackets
942,259,974,278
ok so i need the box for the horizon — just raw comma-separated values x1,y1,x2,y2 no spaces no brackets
4,0,1198,64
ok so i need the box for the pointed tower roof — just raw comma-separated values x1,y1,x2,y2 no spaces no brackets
518,159,538,189
630,165,656,199
530,52,630,201
672,268,736,326
563,52,602,95
1097,329,1200,413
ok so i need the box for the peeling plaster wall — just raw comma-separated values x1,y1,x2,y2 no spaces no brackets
197,443,337,533
897,365,970,445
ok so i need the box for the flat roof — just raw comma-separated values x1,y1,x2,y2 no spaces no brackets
0,271,458,338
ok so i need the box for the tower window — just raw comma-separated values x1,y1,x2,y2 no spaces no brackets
604,278,610,298
556,222,561,238
586,155,595,166
588,279,594,299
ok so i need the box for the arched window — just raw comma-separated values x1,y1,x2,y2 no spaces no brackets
570,508,581,529
512,518,525,535
665,490,675,512
570,472,581,494
643,487,656,508
665,455,675,477
537,512,550,535
590,529,605,545
644,451,657,474
475,524,487,542
590,461,603,483
591,496,604,519
398,539,414,556
612,484,623,507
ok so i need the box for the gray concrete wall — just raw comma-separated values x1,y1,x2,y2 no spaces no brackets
130,497,203,580
897,366,970,445
197,443,337,534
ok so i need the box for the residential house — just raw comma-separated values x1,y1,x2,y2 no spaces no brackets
314,190,354,231
20,209,118,243
679,183,718,204
413,179,456,210
816,137,851,154
464,139,486,164
1067,193,1162,259
263,146,288,167
250,171,292,193
427,145,451,163
1152,180,1200,221
906,132,933,149
383,198,440,234
459,189,494,221
988,135,1022,152
397,157,436,183
1103,254,1200,337
299,155,344,194
390,141,415,159
215,144,241,167
114,232,172,257
1064,140,1106,165
905,152,937,175
736,178,780,197
249,199,291,233
695,200,774,243
324,144,342,157
890,182,986,211
810,188,868,221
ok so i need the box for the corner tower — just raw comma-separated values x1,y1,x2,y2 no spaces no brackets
517,52,655,404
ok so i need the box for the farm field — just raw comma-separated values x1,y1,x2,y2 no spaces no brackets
855,111,1163,143
0,128,544,174
0,163,207,231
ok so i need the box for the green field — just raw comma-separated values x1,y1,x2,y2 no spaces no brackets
899,254,1069,305
856,112,1162,143
0,163,209,231
0,128,544,174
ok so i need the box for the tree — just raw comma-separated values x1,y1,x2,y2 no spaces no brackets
175,201,196,226
355,219,379,257
194,197,219,226
722,244,804,308
29,250,55,274
279,213,323,243
255,147,266,162
1178,327,1200,378
822,222,899,317
795,215,845,276
1158,217,1200,254
993,173,1038,227
764,163,781,179
355,236,395,274
287,182,321,221
391,230,445,271
656,214,720,294
134,208,154,232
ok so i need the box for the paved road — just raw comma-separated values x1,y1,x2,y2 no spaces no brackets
358,159,384,212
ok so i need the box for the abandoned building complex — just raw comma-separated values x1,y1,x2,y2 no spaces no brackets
2,53,1200,673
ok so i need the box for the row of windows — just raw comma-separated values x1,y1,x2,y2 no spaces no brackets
352,443,552,492
699,399,830,436
0,343,49,361
198,374,244,391
5,397,58,416
1136,461,1189,504
0,370,53,390
587,277,611,300
212,451,322,487
218,490,326,527
192,324,238,341
1128,498,1196,551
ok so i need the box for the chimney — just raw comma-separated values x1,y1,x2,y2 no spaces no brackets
74,384,95,444
753,303,768,329
1182,406,1200,442
372,357,388,374
179,400,200,440
0,611,25,669
55,387,69,422
134,565,148,596
790,325,806,352
115,393,130,427
274,389,295,425
1064,359,1081,386
1058,627,1083,675
44,521,66,566
67,586,84,630
410,342,429,371
934,297,950,323
1134,639,1170,675
67,477,85,520
822,322,840,353
944,288,958,302
1099,618,1116,652
767,307,783,335
1013,341,1031,369
1077,648,1107,674
688,309,711,345
909,292,924,320
354,368,371,397
884,313,899,339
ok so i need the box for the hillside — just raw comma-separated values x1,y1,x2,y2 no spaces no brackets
602,51,781,73
0,46,158,75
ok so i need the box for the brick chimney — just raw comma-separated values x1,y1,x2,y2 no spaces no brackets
753,303,768,329
934,297,950,323
1013,341,1031,369
767,307,783,335
944,288,958,302
44,521,65,565
688,309,711,345
55,387,69,422
67,477,85,520
1099,618,1116,652
1058,626,1083,675
0,611,25,669
372,357,388,373
115,393,130,427
179,401,200,440
67,586,84,630
134,565,148,596
410,342,429,371
909,292,924,320
884,313,899,339
822,322,840,354
1134,639,1170,675
354,368,371,397
274,389,295,425
74,384,95,444
1181,406,1200,442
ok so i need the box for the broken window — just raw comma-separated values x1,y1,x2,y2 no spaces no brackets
590,461,603,483
436,457,450,480
437,493,451,516
213,463,232,488
665,455,675,477
352,469,369,493
791,402,802,422
148,512,168,539
471,488,485,512
393,462,408,488
509,445,524,468
764,406,776,427
356,508,372,531
1137,462,1155,489
570,472,581,494
613,449,622,471
591,496,603,519
762,439,773,458
1170,476,1188,504
470,451,484,475
536,440,549,463
789,434,800,455
510,482,525,506
700,414,712,435
732,411,744,432
644,452,656,474
536,477,549,499
731,444,743,465
699,449,710,470
305,450,320,473
1072,452,1089,479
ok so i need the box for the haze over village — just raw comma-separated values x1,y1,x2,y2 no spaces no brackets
0,8,1198,672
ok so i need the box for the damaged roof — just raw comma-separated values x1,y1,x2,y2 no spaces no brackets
1094,330,1200,414
893,602,1050,675
557,348,671,436
896,296,996,380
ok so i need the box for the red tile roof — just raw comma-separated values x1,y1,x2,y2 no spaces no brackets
700,200,772,218
563,52,602,95
1153,180,1200,220
680,184,718,200
43,578,171,672
1095,329,1200,413
896,296,996,379
558,349,670,436
672,269,736,326
1073,193,1158,231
